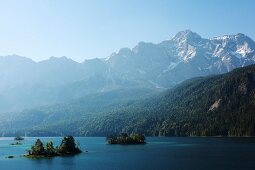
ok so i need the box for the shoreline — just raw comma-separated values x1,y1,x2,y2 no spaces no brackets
1,136,255,138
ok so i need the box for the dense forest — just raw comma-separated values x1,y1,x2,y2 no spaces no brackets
107,133,146,144
2,65,255,137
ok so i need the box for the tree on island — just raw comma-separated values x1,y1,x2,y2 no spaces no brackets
45,141,56,156
31,139,45,155
14,136,24,141
27,136,81,158
107,133,146,144
58,136,81,154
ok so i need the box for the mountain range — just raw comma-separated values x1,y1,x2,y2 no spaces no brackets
1,30,255,114
1,30,255,136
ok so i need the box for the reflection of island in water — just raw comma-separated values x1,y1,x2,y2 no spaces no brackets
107,133,146,144
25,136,82,158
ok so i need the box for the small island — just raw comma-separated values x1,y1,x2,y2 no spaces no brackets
107,133,146,144
14,136,24,141
25,136,82,158
7,156,15,159
11,136,24,145
10,141,22,145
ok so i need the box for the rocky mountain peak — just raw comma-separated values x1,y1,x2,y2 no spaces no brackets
172,30,202,44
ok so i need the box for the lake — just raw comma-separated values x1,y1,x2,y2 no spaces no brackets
0,137,255,170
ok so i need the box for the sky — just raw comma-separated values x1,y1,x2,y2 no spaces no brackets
0,0,254,62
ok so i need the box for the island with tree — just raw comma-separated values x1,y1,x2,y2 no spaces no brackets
14,136,24,141
107,133,146,145
25,136,82,158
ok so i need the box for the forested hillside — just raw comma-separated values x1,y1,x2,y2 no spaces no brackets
72,64,255,137
2,65,255,137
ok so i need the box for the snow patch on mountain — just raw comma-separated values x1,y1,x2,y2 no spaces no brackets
163,61,180,73
236,43,253,57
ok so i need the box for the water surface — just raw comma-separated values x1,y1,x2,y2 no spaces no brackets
0,137,255,170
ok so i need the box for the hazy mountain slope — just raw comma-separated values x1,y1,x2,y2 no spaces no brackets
2,64,255,137
0,87,158,136
0,30,255,114
0,56,152,113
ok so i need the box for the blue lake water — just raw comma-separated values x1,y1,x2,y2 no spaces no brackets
0,137,255,170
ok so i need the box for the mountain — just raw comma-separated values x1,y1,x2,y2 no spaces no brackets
0,56,86,113
0,88,157,136
2,64,255,137
105,30,255,87
0,30,255,114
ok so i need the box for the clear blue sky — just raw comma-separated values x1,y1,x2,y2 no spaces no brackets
0,0,254,62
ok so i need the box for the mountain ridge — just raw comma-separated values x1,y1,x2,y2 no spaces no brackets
0,30,255,113
1,30,254,63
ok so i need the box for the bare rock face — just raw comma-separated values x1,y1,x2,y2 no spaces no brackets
209,99,222,111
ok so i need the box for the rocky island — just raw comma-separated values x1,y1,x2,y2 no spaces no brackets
107,133,146,145
25,136,82,158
